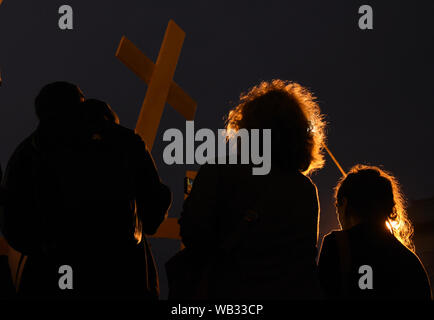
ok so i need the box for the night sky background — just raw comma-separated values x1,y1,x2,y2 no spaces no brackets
1,1,433,298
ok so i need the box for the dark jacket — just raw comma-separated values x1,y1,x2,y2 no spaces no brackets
173,162,322,299
2,122,171,298
0,165,15,299
318,223,432,300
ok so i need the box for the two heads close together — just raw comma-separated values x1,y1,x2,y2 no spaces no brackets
34,81,119,133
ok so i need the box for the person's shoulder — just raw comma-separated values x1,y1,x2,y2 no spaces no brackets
109,123,136,139
393,239,426,269
9,133,37,160
301,172,317,188
109,124,149,148
319,229,342,257
292,171,319,198
3,134,36,181
322,228,354,251
390,239,432,296
195,162,221,178
323,229,341,244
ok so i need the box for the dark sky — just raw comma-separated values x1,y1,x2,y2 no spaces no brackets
1,0,433,297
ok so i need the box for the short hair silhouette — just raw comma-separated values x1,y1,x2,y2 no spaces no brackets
225,79,326,174
82,99,120,125
35,81,85,121
335,164,414,251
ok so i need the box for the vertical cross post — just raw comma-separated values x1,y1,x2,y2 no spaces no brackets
116,20,198,241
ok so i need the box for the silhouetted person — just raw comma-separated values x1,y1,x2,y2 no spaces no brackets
318,165,432,300
2,84,171,298
0,164,15,299
167,80,327,299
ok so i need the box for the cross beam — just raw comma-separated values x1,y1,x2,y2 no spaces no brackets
116,20,197,150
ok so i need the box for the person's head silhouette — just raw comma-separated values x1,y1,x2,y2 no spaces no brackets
335,164,414,251
33,82,86,149
225,79,326,175
35,81,85,124
82,99,120,126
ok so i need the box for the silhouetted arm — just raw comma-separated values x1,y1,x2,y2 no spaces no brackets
132,134,172,235
179,164,219,249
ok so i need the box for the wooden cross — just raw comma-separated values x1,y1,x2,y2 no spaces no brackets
116,20,198,240
116,19,197,150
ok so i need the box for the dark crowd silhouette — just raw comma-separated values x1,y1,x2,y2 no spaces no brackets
0,80,432,300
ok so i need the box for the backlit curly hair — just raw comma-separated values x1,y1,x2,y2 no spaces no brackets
225,79,326,175
335,165,415,252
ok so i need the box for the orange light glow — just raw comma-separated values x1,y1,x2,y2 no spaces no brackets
386,220,399,233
